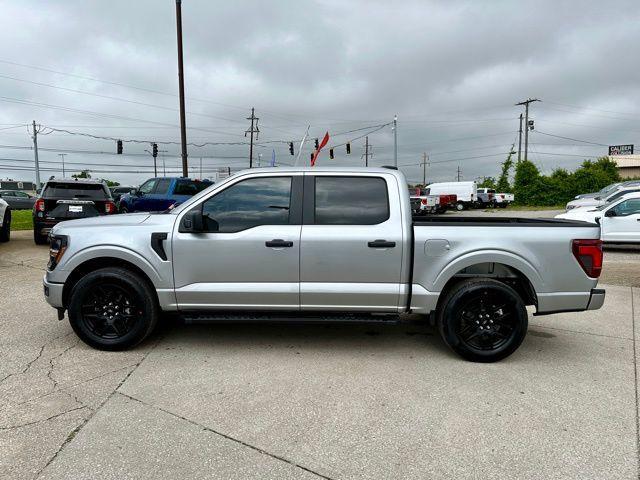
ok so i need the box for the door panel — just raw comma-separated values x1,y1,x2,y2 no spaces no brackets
173,224,301,309
602,199,640,242
300,175,403,311
172,175,302,310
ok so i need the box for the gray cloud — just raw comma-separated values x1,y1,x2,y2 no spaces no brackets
0,0,639,185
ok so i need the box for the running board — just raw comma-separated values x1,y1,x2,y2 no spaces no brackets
181,311,400,325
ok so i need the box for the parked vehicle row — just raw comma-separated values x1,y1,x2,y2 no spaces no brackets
410,182,514,214
557,192,640,243
43,167,605,362
566,181,640,211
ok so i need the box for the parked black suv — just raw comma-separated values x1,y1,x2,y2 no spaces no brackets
33,178,116,244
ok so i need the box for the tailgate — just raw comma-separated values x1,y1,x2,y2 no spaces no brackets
46,200,101,220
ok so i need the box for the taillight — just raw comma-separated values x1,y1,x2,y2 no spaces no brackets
421,198,427,205
105,201,116,214
572,239,603,278
35,198,45,212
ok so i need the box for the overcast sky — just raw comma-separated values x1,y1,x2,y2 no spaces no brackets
0,0,639,186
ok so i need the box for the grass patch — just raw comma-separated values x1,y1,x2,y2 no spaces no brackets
10,210,33,231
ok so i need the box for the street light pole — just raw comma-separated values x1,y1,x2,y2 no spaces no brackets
58,153,66,177
175,0,188,177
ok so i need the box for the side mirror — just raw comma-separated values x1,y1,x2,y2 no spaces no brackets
180,209,205,233
605,209,617,217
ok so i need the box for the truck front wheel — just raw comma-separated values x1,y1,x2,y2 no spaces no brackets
455,202,465,211
67,267,158,351
437,279,528,362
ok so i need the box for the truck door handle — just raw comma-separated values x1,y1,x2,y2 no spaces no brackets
265,239,293,248
368,239,396,248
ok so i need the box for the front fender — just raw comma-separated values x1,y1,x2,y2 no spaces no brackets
56,244,165,288
432,249,545,293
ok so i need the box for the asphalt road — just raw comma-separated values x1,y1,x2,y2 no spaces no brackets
1,217,639,479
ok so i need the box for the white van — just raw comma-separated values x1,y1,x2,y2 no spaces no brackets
425,181,477,210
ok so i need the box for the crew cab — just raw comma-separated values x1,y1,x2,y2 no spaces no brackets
118,177,211,213
43,167,605,362
33,178,116,245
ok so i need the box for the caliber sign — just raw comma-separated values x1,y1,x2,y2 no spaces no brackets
608,144,634,155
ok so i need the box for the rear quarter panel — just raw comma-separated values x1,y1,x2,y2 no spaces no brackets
411,223,601,313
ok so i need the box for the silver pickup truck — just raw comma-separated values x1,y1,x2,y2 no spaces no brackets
43,167,605,362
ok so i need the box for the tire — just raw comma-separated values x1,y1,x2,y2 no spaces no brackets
119,206,129,214
0,209,10,242
33,225,48,245
455,202,465,211
67,267,159,351
437,278,528,362
499,204,508,209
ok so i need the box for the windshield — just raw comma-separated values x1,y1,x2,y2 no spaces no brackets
599,183,621,195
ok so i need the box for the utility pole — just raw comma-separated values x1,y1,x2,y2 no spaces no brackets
245,107,259,168
58,154,66,177
393,114,398,167
199,157,202,179
362,136,373,167
31,120,41,188
515,98,540,162
517,113,523,162
175,0,188,177
457,166,462,182
421,152,429,186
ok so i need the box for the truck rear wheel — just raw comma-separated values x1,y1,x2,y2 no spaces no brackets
437,279,528,362
67,267,158,351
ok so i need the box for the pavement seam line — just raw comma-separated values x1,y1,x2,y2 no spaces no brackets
117,391,335,480
528,324,634,341
631,286,640,478
34,337,162,480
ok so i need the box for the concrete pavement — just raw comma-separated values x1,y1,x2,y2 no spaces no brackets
1,230,639,479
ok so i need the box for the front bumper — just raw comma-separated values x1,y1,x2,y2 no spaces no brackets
43,275,64,309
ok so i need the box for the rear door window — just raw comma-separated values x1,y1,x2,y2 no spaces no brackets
314,176,389,225
175,180,209,196
154,179,172,195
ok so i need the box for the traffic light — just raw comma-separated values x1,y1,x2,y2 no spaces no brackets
346,142,351,154
528,119,535,131
288,142,294,155
152,143,158,157
116,139,123,154
329,148,334,159
314,138,319,149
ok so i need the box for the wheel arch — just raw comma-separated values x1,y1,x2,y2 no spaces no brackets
434,252,541,309
62,256,158,309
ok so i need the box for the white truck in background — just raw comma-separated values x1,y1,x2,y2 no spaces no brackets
426,181,477,210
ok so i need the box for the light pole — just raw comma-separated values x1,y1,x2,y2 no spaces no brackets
393,115,398,167
175,0,188,176
145,149,167,176
58,153,66,177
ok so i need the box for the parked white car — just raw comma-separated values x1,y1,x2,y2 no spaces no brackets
574,182,622,200
0,197,10,242
566,184,640,211
426,181,477,210
556,192,640,243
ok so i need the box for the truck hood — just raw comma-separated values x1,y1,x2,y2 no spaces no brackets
51,212,175,234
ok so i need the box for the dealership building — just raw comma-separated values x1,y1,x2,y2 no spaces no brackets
609,145,640,179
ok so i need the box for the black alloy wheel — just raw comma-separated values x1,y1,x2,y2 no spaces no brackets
68,267,158,350
438,279,528,362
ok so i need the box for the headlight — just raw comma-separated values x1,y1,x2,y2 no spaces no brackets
48,235,68,271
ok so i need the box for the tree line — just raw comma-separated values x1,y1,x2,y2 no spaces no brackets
478,153,625,206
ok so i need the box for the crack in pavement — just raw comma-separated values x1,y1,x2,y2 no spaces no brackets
34,336,164,480
116,392,335,480
0,405,89,431
0,332,74,386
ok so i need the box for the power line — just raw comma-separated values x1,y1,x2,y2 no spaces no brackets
533,130,608,146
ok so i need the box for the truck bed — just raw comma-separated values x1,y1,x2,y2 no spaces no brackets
412,216,596,227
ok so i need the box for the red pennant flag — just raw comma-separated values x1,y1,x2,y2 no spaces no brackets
311,131,330,166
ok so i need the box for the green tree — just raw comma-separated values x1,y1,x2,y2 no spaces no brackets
72,170,91,179
478,177,496,189
496,148,514,192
